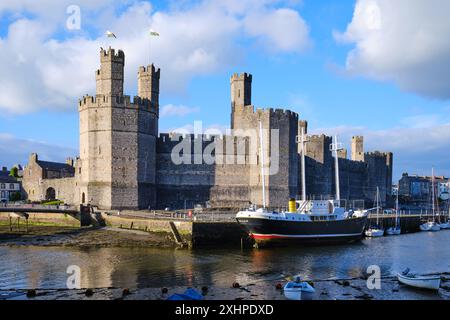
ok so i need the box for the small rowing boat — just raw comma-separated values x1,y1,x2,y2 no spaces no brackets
397,269,441,291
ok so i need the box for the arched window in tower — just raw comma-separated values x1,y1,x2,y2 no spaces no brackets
238,89,241,98
81,192,85,204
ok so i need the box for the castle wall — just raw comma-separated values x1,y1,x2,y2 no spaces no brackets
365,152,390,205
155,134,215,209
22,49,394,210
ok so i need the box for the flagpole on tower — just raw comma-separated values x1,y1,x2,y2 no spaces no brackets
149,28,160,66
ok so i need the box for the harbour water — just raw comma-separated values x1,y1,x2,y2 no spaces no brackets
0,231,449,291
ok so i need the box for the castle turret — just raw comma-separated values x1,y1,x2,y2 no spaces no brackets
138,64,160,111
95,47,124,96
231,73,252,129
351,136,364,162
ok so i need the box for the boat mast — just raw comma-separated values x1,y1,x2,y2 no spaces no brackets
431,167,435,222
259,120,266,209
395,188,399,228
376,186,380,225
330,136,343,203
301,127,307,201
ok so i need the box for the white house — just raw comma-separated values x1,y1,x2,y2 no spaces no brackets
0,167,21,202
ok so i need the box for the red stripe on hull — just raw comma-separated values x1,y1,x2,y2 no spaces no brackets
252,234,291,240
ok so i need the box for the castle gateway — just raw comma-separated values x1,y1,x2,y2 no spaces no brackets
22,48,393,210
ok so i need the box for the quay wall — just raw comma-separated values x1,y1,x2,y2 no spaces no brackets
0,212,80,227
192,222,248,247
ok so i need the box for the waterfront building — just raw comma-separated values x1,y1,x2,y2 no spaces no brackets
0,167,21,202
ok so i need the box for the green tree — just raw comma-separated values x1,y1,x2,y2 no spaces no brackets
9,167,19,178
9,192,21,202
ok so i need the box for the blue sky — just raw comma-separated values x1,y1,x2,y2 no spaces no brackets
1,0,450,181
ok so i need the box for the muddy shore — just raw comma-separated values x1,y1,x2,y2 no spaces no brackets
1,276,449,300
0,222,178,248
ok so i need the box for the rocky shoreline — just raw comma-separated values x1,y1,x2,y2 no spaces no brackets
1,276,449,300
0,223,178,248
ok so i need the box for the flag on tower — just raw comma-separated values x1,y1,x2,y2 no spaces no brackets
105,30,116,38
150,29,160,36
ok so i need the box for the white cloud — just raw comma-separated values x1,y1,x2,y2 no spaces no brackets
0,0,311,114
160,104,200,117
334,0,450,99
0,133,77,168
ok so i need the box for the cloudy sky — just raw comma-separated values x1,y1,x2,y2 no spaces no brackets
0,0,449,180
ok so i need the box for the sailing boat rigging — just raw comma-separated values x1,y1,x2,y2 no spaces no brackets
386,188,401,235
420,167,441,232
365,186,385,237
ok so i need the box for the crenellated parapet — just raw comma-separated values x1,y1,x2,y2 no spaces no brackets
78,94,158,114
156,133,252,168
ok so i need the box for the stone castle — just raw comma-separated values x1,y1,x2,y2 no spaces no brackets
22,48,393,210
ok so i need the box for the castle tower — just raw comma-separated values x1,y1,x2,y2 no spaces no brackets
136,65,160,209
95,47,124,96
351,136,364,162
78,48,159,210
138,64,160,111
230,73,252,129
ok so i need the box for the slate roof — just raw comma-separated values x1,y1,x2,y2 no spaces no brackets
0,171,18,183
37,160,73,171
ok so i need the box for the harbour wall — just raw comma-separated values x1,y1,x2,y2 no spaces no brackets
0,212,80,227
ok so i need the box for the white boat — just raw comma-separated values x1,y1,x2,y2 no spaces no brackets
439,222,450,229
420,221,441,231
397,270,441,291
365,187,384,237
365,228,384,237
420,168,442,232
386,227,401,235
283,277,315,300
386,191,401,235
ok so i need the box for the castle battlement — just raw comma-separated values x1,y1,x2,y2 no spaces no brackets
365,151,389,157
138,64,160,78
100,47,125,61
78,94,158,113
230,72,252,82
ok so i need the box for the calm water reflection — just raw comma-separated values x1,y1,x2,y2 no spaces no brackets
0,231,449,289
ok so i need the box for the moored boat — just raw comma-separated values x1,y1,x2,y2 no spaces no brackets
283,277,315,300
397,270,441,291
283,282,302,300
236,130,368,247
365,187,385,237
420,221,441,232
386,227,401,235
387,189,401,235
420,167,441,232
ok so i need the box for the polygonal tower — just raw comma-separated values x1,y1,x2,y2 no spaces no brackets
78,48,159,210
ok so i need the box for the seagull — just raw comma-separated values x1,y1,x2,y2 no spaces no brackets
105,30,117,38
149,29,160,36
